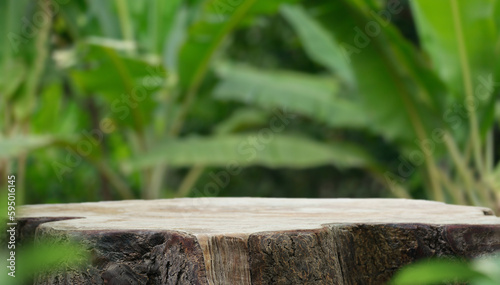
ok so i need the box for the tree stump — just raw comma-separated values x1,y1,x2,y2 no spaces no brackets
18,198,500,285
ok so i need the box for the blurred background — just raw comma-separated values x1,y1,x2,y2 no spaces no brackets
0,0,499,211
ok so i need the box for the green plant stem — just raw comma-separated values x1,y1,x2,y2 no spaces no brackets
176,165,205,197
103,49,146,141
16,153,26,205
115,0,134,45
450,0,484,174
424,156,444,202
101,49,152,198
144,84,177,199
463,140,472,168
366,166,411,198
170,0,257,136
486,130,493,173
24,0,51,116
436,168,466,205
169,88,196,136
146,164,167,199
443,132,481,205
94,160,134,199
148,0,159,53
0,159,8,195
167,0,258,193
2,102,8,133
355,2,444,201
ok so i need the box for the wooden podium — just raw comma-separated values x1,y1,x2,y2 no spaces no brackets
19,198,500,284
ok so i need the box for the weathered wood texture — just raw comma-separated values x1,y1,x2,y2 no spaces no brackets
18,198,500,285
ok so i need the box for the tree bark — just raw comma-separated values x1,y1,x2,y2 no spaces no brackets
18,198,500,284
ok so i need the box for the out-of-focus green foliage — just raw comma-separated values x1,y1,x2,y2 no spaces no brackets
391,255,500,285
1,1,499,280
127,134,372,170
215,0,500,208
0,0,498,210
285,1,500,207
213,62,367,129
280,4,354,84
0,196,89,285
0,240,90,285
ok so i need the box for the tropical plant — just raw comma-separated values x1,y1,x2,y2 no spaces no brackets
4,0,353,202
201,0,500,209
1,0,499,210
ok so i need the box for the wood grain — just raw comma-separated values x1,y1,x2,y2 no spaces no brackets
18,198,500,284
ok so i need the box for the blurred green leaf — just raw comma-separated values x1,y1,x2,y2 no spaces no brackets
0,196,88,285
214,62,368,129
281,4,354,84
411,0,499,137
126,134,373,170
87,0,121,38
1,0,52,121
473,255,500,284
179,0,294,89
496,1,500,30
179,0,256,89
70,42,164,129
1,241,88,285
0,0,30,62
411,0,498,97
144,0,182,55
71,42,161,97
162,4,188,71
302,1,446,144
0,136,75,158
214,108,269,134
391,258,491,285
0,60,26,101
32,81,63,133
0,0,27,95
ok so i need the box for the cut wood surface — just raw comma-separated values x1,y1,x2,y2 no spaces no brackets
18,198,500,285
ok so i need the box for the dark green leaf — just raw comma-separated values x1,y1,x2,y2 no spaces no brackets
179,0,295,89
70,42,165,129
411,0,499,137
281,4,354,84
306,0,446,145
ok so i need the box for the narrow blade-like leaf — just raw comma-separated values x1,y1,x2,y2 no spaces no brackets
214,62,368,129
281,4,354,84
126,134,373,170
